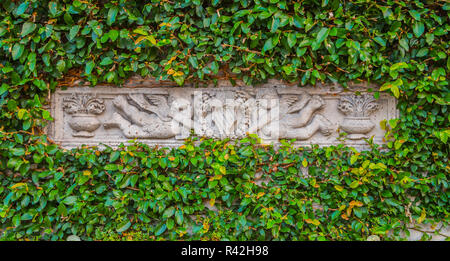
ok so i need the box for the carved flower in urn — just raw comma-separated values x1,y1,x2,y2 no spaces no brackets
63,94,105,137
337,94,380,140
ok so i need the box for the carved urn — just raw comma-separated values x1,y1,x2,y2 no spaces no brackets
337,94,380,140
63,94,105,137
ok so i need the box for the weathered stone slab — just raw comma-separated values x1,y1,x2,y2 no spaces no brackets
47,81,398,149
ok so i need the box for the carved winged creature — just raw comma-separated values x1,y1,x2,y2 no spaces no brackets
257,90,334,140
127,94,171,122
282,94,311,114
104,94,185,139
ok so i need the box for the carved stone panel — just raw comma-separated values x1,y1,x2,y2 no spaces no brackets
47,82,398,149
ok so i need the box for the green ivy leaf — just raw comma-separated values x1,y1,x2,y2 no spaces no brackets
282,65,294,75
173,76,185,86
349,180,359,189
409,10,421,20
315,27,329,45
104,164,118,171
12,44,24,60
270,17,280,33
100,57,114,66
162,207,175,219
154,223,167,236
56,60,66,72
189,56,198,69
21,22,36,37
11,148,25,156
287,33,297,48
62,196,77,205
68,25,80,41
166,218,175,230
116,220,131,233
21,213,33,221
416,48,429,57
17,109,27,120
16,3,29,15
413,22,425,38
373,37,386,47
262,38,274,54
175,210,184,225
109,30,119,41
85,60,95,75
48,2,58,17
107,7,119,26
109,151,120,162
399,38,409,51
350,154,359,165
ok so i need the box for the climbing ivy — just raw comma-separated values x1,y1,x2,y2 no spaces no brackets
0,0,448,240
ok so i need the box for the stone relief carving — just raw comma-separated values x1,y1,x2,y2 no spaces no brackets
63,94,105,137
337,94,380,140
193,90,257,139
103,93,191,139
50,83,397,149
233,90,257,139
275,90,333,140
188,89,333,140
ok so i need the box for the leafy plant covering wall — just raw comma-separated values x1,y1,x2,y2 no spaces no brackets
0,0,448,241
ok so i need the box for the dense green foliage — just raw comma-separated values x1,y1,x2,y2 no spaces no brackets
0,0,448,240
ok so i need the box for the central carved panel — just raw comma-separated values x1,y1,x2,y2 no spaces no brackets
47,83,398,148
